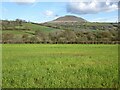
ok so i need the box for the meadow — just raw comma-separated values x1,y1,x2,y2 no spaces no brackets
2,44,118,88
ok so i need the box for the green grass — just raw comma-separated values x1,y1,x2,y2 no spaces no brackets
23,23,60,32
2,23,60,36
2,44,118,88
2,30,29,34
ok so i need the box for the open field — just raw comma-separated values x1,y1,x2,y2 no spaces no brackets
2,44,118,88
2,23,60,35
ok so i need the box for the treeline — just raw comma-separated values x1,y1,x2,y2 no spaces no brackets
2,29,119,44
1,19,29,30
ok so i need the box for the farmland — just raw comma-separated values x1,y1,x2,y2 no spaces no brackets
2,44,118,88
1,17,118,44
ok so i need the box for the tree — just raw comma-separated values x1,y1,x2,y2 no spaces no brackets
35,30,48,43
2,34,14,43
16,19,23,26
22,34,30,43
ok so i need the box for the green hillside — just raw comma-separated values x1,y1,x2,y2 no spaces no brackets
1,16,119,44
23,23,60,32
2,22,60,35
2,23,58,39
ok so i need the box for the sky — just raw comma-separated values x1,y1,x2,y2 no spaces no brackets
1,0,119,23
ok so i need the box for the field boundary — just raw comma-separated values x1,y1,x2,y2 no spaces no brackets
1,41,120,44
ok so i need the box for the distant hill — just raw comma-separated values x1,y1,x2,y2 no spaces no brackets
49,15,87,23
42,15,117,31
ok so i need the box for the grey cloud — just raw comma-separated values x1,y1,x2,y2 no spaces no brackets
67,0,118,15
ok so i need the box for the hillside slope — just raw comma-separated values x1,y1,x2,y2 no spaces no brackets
49,15,87,23
42,15,117,31
1,19,118,44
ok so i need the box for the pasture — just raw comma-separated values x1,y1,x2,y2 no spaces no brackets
2,44,118,88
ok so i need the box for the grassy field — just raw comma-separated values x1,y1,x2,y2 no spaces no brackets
2,23,60,41
2,23,60,35
2,44,118,88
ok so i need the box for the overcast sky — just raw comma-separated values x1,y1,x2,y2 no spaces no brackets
1,0,119,23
